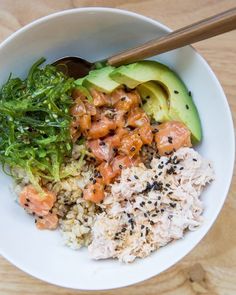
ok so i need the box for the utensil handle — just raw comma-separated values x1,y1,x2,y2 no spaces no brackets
108,7,236,66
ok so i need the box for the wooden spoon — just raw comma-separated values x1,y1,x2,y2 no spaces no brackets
53,7,236,78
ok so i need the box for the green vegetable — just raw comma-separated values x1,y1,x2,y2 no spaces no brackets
0,58,75,191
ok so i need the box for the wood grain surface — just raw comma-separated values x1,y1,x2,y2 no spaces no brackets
0,1,235,294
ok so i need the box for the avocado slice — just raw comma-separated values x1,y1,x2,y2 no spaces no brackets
137,81,169,122
110,61,202,143
81,66,120,93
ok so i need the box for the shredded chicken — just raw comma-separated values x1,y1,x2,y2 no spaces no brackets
88,147,214,263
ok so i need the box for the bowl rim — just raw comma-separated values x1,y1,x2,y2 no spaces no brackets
0,6,235,291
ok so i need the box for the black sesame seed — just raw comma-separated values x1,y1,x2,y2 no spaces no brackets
185,104,189,110
158,164,164,169
188,91,192,96
168,214,173,219
119,164,123,169
158,172,162,176
146,227,149,235
89,177,93,181
26,198,30,202
121,227,126,232
141,225,145,229
193,158,197,162
34,219,37,223
113,147,118,153
141,233,143,237
152,214,158,217
170,203,176,208
154,201,158,206
146,182,152,191
150,220,154,225
146,95,150,99
152,128,159,134
127,213,131,218
147,201,152,204
161,209,164,213
127,178,131,182
121,96,126,101
130,230,133,235
144,213,148,217
168,136,173,144
24,203,29,207
166,183,171,187
179,167,184,170
158,196,161,200
174,90,179,94
49,209,53,214
140,202,144,207
134,175,139,180
155,175,158,179
168,191,173,195
99,141,105,146
38,216,43,219
130,146,135,152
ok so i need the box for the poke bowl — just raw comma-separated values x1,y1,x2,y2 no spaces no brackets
0,7,234,291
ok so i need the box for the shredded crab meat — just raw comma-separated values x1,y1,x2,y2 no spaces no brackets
88,148,214,263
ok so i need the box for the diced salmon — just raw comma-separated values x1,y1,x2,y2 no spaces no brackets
83,182,105,203
113,88,141,111
138,123,153,145
87,139,113,162
84,101,97,116
127,107,149,127
98,162,116,185
119,132,143,157
114,110,126,128
104,128,128,148
19,185,56,217
111,155,134,177
36,213,58,230
154,121,192,156
70,120,81,142
70,98,87,117
91,88,111,107
87,116,116,139
78,114,91,131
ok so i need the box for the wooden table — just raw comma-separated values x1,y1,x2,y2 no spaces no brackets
0,1,235,294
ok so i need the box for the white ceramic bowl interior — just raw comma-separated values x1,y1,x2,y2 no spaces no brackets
0,8,234,291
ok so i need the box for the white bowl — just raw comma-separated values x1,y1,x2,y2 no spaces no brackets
0,7,234,291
